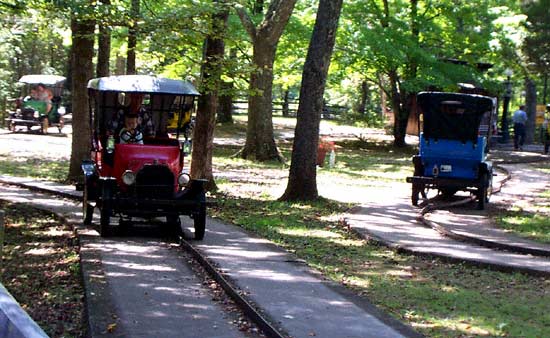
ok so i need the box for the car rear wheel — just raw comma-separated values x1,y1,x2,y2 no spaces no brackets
477,173,488,210
82,182,94,225
412,183,426,206
99,184,113,237
193,204,206,240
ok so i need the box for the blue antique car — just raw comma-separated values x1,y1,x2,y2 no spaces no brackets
406,92,497,210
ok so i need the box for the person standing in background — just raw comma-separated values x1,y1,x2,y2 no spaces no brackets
512,105,527,151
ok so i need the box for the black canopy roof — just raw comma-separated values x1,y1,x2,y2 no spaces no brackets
417,92,495,143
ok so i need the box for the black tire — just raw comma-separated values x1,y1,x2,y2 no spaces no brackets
412,184,420,206
82,182,94,225
99,184,113,237
477,173,488,210
193,204,206,240
167,215,182,237
412,183,426,206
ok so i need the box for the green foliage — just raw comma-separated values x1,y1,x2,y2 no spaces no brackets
522,0,550,74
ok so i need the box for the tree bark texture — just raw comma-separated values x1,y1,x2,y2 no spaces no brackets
355,80,368,115
216,48,237,124
126,0,139,75
190,2,229,191
216,80,234,124
236,0,297,161
96,0,111,78
525,77,537,144
282,90,290,117
67,16,94,182
280,0,343,201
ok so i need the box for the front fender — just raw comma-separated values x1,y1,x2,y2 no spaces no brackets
176,179,208,201
81,160,100,199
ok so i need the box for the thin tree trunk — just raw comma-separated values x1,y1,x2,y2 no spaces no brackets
96,0,111,78
280,0,343,201
126,0,139,75
356,80,368,115
391,0,419,147
525,77,537,144
543,73,548,104
216,49,236,124
216,80,233,124
190,1,229,191
282,90,290,117
67,16,95,182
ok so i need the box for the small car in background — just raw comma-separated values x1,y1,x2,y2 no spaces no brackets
5,74,66,134
81,75,206,239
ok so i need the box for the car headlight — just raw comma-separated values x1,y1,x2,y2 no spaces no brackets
178,173,190,186
34,111,39,118
122,170,136,185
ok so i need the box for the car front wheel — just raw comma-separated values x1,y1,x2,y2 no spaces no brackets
193,204,206,240
99,184,113,237
82,181,94,225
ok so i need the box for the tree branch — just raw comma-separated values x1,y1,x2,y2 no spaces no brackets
234,4,256,39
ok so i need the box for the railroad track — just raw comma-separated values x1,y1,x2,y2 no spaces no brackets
0,180,287,338
415,161,550,262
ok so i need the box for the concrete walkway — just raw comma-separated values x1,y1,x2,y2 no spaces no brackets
0,179,421,338
345,157,550,277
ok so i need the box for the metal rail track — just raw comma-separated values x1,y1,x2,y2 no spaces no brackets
0,179,287,338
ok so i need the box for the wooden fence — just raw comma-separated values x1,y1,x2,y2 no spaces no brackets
231,100,348,120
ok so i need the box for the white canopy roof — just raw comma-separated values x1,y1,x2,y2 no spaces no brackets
18,75,66,85
87,75,199,96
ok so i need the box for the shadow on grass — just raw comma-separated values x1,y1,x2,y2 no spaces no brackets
210,193,550,338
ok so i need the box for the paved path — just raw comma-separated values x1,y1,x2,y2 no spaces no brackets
0,180,420,338
0,184,255,338
344,158,550,276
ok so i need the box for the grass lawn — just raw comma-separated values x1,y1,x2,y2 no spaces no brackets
1,122,549,337
0,201,86,336
209,134,549,337
494,162,550,244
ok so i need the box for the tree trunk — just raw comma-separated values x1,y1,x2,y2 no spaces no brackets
190,1,229,191
525,77,537,144
282,90,290,117
391,0,419,147
67,16,95,182
355,80,368,115
543,73,548,104
126,0,139,75
216,80,233,124
236,0,297,162
96,0,111,78
216,48,236,124
241,43,282,161
280,0,343,201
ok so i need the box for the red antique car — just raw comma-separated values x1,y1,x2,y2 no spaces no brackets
81,75,206,239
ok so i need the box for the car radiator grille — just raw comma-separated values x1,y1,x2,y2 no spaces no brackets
135,165,174,199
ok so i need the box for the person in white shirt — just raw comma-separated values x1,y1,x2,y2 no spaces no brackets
512,105,527,150
119,114,144,144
